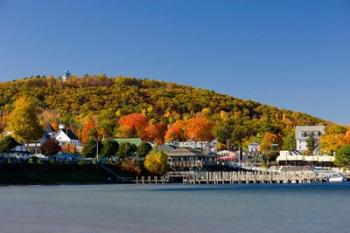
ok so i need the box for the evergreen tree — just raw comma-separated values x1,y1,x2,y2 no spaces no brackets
306,135,317,155
0,136,18,153
137,142,152,158
100,139,119,157
82,139,102,158
116,142,137,158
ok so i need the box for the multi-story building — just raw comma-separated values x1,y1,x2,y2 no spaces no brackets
295,125,325,152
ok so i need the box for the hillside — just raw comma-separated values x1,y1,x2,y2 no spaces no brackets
0,75,329,148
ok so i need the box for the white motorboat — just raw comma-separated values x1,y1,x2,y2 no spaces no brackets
328,175,346,183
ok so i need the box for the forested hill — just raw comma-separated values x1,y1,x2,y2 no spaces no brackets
0,75,328,146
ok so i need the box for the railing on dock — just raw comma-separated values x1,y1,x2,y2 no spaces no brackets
134,175,169,184
168,170,324,184
135,170,329,184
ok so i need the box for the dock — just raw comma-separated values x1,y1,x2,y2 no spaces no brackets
180,171,324,184
135,170,327,184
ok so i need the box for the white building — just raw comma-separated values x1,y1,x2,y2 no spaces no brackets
55,124,81,147
295,125,325,152
277,150,334,167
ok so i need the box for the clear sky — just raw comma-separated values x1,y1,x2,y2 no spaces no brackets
0,0,349,124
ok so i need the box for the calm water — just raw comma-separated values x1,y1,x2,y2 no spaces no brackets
0,183,349,233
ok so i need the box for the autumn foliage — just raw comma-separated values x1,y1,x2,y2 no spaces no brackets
80,116,98,143
40,138,61,156
184,115,214,141
61,143,78,154
165,120,185,141
118,113,149,138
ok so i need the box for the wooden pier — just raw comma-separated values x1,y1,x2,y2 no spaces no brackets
134,175,169,184
169,171,324,184
135,170,326,184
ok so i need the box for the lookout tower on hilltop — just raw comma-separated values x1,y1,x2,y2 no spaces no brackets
62,70,71,82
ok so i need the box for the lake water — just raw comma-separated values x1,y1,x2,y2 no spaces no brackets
0,183,349,233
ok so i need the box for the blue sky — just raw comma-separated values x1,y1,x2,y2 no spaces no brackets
0,0,349,124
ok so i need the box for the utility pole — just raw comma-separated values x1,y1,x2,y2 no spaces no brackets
96,138,99,162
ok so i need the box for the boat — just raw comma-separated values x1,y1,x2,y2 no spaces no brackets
328,174,346,183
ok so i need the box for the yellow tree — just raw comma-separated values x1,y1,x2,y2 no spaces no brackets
343,128,350,144
260,132,281,160
7,96,43,144
320,124,347,154
144,150,168,175
320,134,345,155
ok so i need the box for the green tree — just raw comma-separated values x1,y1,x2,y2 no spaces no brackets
334,145,350,168
100,139,119,157
282,130,296,150
214,119,234,149
82,139,101,158
0,136,18,152
116,142,137,158
231,124,249,149
306,135,316,155
137,142,152,158
98,109,116,138
7,96,43,144
143,150,168,175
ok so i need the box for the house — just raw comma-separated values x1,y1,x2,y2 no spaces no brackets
55,126,80,147
157,144,215,171
0,144,33,160
295,126,325,152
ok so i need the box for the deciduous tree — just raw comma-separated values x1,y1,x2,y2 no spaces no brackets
118,113,149,138
80,116,98,144
7,96,43,144
260,132,281,161
334,145,350,168
40,138,61,156
320,134,345,155
184,115,214,141
165,120,185,142
144,150,168,175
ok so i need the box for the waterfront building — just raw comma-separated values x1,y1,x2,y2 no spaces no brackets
157,144,215,171
295,125,325,153
276,150,334,167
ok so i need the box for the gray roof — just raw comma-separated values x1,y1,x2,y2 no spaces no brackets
158,146,215,158
113,138,142,146
295,125,325,132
